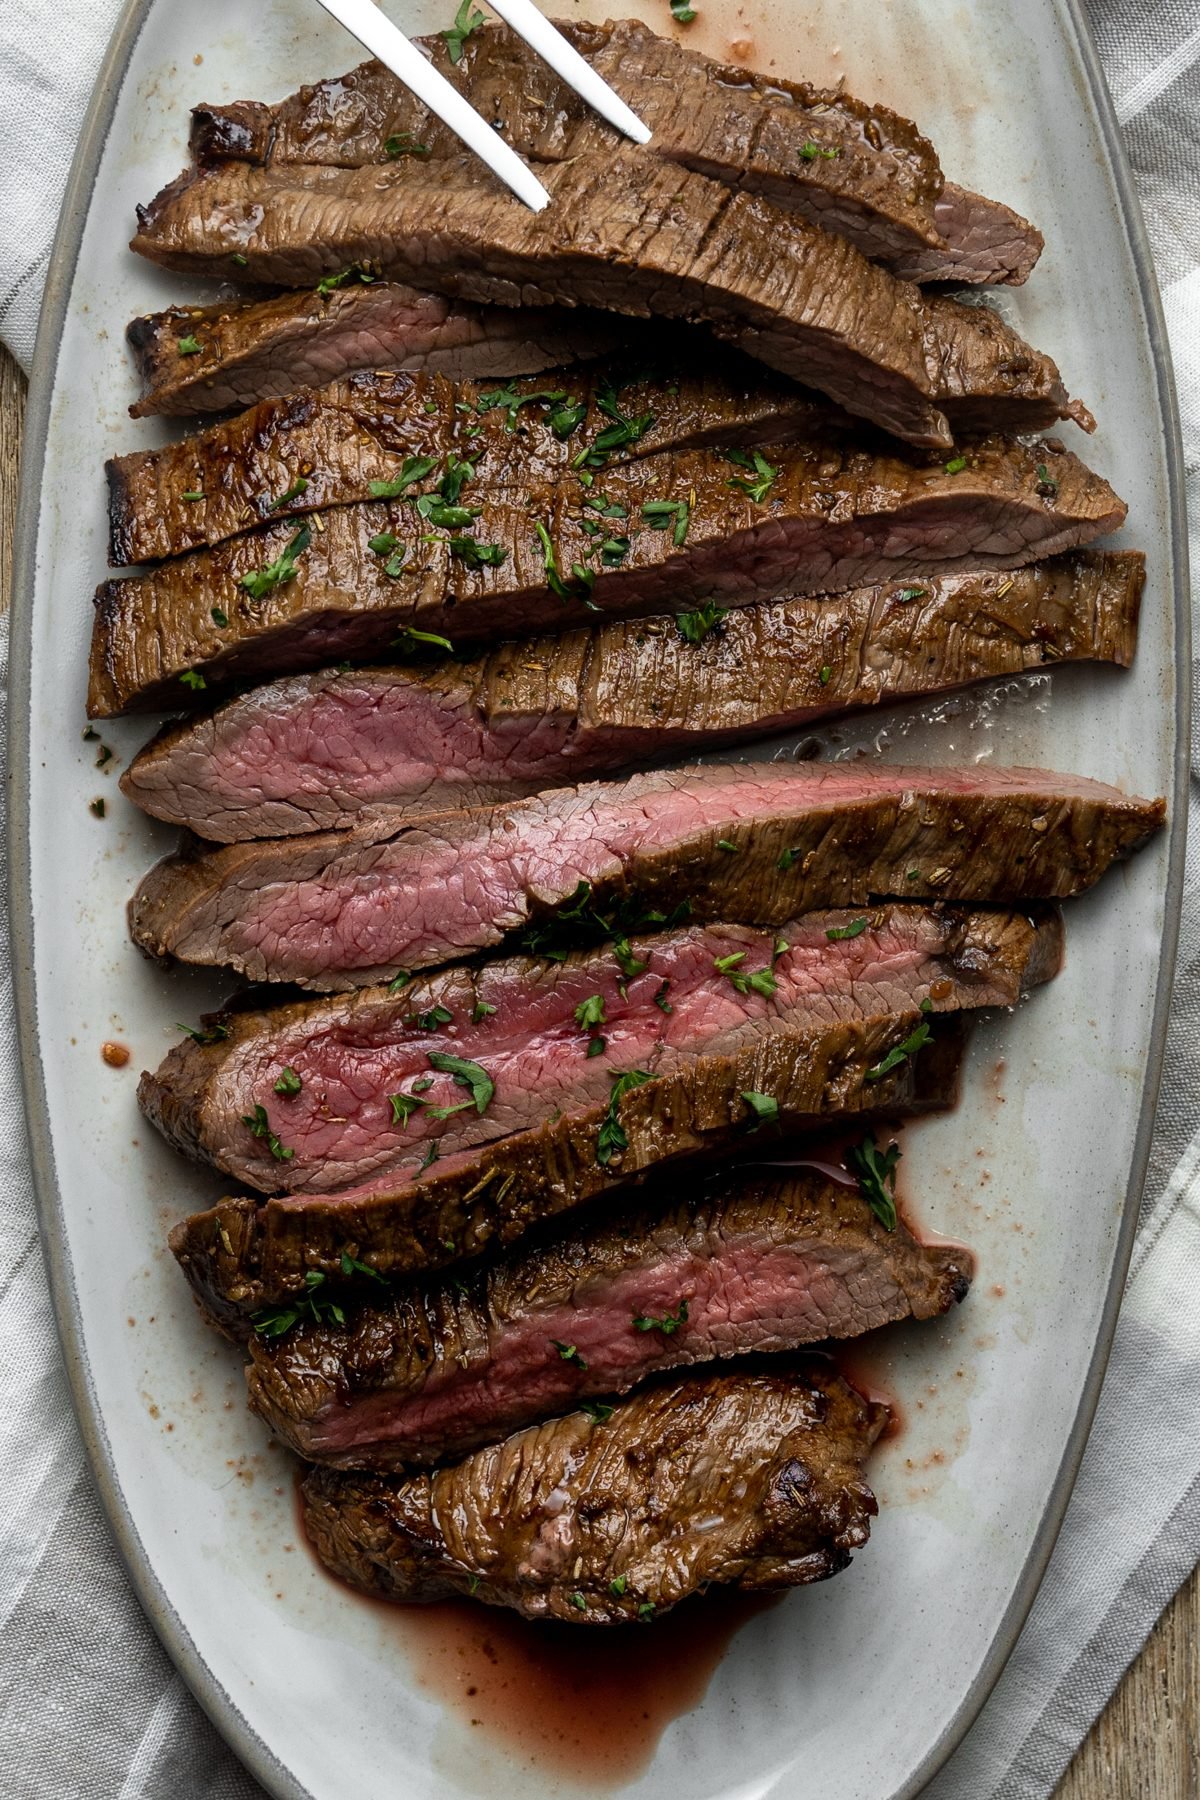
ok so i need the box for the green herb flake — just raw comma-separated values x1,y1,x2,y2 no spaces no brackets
587,1035,608,1058
597,1069,653,1166
179,670,207,691
570,1592,588,1612
849,1133,901,1231
612,937,648,981
316,264,376,298
250,1268,346,1338
675,602,727,645
384,132,431,158
826,917,869,941
575,993,607,1031
552,1339,588,1368
944,455,968,475
427,1050,495,1114
471,1000,497,1024
798,140,839,161
231,253,248,267
584,1401,615,1425
267,476,309,512
369,455,439,500
368,532,401,556
273,1067,302,1097
670,0,697,18
182,490,205,502
419,1139,440,1171
637,1602,656,1620
897,586,928,603
388,1091,424,1129
448,536,507,570
1036,462,1060,498
340,1250,387,1285
818,665,833,686
443,0,486,61
716,838,738,853
866,1019,933,1082
210,607,229,627
238,521,312,601
653,980,673,1015
641,496,691,546
177,335,203,356
633,1299,689,1335
388,969,414,994
240,1103,294,1162
177,1019,230,1047
416,1005,454,1032
725,447,777,503
609,1575,627,1595
475,384,568,428
741,1090,779,1130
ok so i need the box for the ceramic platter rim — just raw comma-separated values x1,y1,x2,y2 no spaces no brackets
9,3,1190,1796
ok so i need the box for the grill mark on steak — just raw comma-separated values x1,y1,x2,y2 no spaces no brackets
189,19,1039,286
247,1169,971,1470
141,904,1060,1195
126,285,628,418
88,435,1126,716
127,762,1155,991
171,1014,966,1321
108,362,828,565
129,151,1078,448
119,553,1144,842
298,1362,886,1621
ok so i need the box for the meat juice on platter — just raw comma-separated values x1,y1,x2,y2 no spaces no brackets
87,4,1170,1771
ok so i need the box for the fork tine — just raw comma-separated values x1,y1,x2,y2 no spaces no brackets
480,0,653,143
310,0,551,210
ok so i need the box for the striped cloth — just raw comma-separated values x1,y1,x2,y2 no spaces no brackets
0,2,1197,1794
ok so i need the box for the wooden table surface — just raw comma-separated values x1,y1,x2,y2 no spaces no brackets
0,342,1195,1796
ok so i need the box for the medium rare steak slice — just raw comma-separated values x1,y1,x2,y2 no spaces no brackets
247,1168,972,1470
88,435,1125,717
192,19,1039,286
127,284,625,418
120,553,1145,842
108,362,827,564
127,763,1155,991
171,1013,967,1320
142,904,1059,1194
299,1363,885,1621
131,151,1082,449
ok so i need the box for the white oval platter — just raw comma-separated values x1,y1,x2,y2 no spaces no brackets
10,1,1188,1797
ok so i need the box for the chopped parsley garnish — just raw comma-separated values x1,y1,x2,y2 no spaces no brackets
633,1299,688,1335
388,969,414,993
670,0,697,18
1036,462,1060,497
741,1090,779,1129
419,1140,440,1171
675,602,726,645
570,1592,588,1612
897,586,928,603
654,980,673,1015
392,626,454,656
587,1036,608,1058
799,140,839,161
850,1133,900,1231
177,335,202,356
416,1005,454,1031
725,447,777,503
240,1103,294,1162
612,937,648,981
427,1051,495,1114
238,521,312,601
777,846,805,871
818,665,832,685
549,399,588,438
641,497,691,546
369,455,439,499
866,1019,933,1082
552,1339,588,1368
251,1270,345,1338
597,1069,653,1166
316,264,376,298
369,532,401,556
182,490,205,502
638,1602,656,1620
448,536,507,569
575,993,607,1030
340,1250,386,1285
476,385,568,428
274,1067,302,1096
177,1019,229,1047
574,382,656,468
716,838,738,853
443,0,486,63
384,132,430,158
210,607,228,627
267,476,309,512
231,253,248,267
944,455,968,475
471,1000,497,1023
583,1400,615,1424
826,918,869,941
714,953,778,998
609,1575,627,1595
388,1091,423,1128
176,671,207,694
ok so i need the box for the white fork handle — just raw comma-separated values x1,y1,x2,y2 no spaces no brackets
481,0,652,143
309,0,551,210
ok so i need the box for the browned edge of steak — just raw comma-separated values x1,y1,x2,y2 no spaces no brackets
168,1012,969,1327
298,1360,887,1622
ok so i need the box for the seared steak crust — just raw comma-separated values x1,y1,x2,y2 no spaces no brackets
142,904,1059,1196
108,362,827,564
127,285,626,418
299,1362,886,1621
248,1169,972,1469
89,433,1125,716
130,151,1079,449
190,19,1040,286
169,1014,967,1322
127,762,1154,991
119,553,1145,842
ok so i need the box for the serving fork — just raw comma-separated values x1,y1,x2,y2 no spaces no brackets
310,0,652,211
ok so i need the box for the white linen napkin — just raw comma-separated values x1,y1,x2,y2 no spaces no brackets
1,2,1197,1795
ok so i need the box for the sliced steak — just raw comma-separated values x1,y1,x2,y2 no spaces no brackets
131,151,1082,449
248,1168,971,1470
128,762,1156,991
127,284,626,418
192,19,1039,286
170,1013,967,1320
120,553,1145,842
299,1362,886,1621
141,904,1059,1194
88,435,1126,717
108,362,828,564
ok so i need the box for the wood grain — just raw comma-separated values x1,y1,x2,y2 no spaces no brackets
0,341,1193,1794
